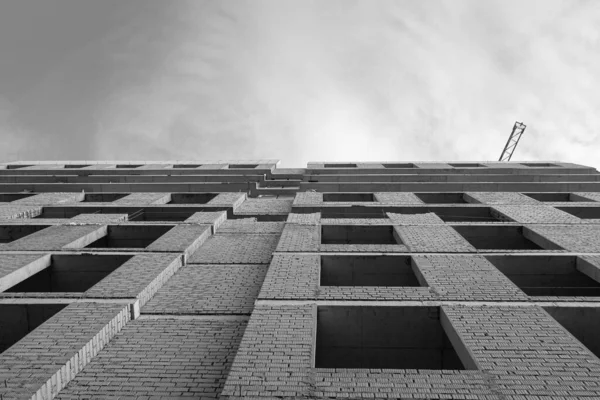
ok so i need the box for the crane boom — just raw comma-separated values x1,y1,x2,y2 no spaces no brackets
499,122,527,162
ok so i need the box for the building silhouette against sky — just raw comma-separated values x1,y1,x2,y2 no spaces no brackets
1,160,600,399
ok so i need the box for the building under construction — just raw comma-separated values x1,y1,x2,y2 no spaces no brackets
1,160,600,399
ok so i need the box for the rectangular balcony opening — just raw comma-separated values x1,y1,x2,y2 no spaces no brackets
557,207,600,219
544,307,600,359
316,306,468,370
63,165,90,169
383,163,415,168
6,165,33,169
453,226,543,250
320,207,386,219
486,255,600,296
320,255,422,287
168,193,217,204
415,193,467,204
83,193,129,202
522,163,558,167
524,193,586,202
0,193,36,202
116,164,142,168
449,163,483,168
228,164,258,169
0,225,48,243
433,207,498,222
0,304,67,354
4,254,133,293
323,193,375,202
324,163,357,168
321,225,398,245
172,164,202,168
85,225,173,249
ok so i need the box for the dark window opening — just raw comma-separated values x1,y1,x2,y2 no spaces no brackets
324,163,357,168
383,163,415,168
172,164,202,168
0,304,67,354
449,163,484,168
228,164,258,169
64,165,90,169
321,225,398,245
6,165,32,169
320,255,423,287
34,207,83,219
0,193,36,202
487,256,600,296
5,254,132,293
168,193,217,204
545,307,600,358
557,207,600,219
524,193,586,202
320,207,386,219
116,165,142,169
416,193,467,204
316,306,468,370
323,193,375,202
522,163,558,167
0,225,48,243
85,225,173,248
453,226,543,250
433,207,499,222
83,193,129,202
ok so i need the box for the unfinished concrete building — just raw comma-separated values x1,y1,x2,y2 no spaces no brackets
2,160,600,399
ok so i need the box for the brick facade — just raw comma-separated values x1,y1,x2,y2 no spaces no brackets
1,160,600,399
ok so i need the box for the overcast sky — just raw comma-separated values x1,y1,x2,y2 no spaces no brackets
0,0,598,168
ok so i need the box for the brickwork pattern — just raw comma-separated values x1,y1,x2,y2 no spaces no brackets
0,205,42,219
492,204,582,224
184,210,227,229
374,192,424,204
221,304,314,399
465,192,540,205
528,225,600,252
0,253,48,291
286,212,320,225
445,305,600,398
67,213,128,224
85,254,182,307
11,192,84,205
415,255,529,301
208,192,246,208
396,226,477,252
146,224,211,256
388,211,445,225
144,264,268,314
0,302,130,400
217,220,285,234
276,224,320,252
113,192,171,205
189,234,280,264
57,318,246,399
293,191,323,205
1,224,102,251
236,198,293,214
0,163,598,399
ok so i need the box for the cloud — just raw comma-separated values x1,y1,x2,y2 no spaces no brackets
1,0,599,168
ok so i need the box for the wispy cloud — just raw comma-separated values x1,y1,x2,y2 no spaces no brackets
1,0,599,168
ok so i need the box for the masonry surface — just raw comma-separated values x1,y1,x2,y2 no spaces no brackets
1,159,600,399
